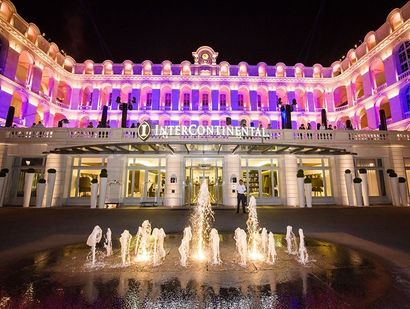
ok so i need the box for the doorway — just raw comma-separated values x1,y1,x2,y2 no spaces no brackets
184,158,223,206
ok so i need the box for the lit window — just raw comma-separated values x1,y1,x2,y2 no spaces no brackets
220,94,226,110
146,93,152,108
238,94,244,109
398,41,410,74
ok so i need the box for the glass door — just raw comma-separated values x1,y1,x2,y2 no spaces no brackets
184,158,223,206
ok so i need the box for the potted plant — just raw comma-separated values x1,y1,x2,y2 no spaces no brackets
398,177,408,206
386,169,395,175
45,168,56,208
0,168,9,207
389,172,400,206
36,178,46,208
0,170,6,207
344,169,354,206
353,177,363,207
91,178,98,208
359,168,369,206
98,169,108,209
304,177,312,208
297,169,305,208
23,168,35,208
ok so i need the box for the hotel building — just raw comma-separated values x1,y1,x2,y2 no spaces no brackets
0,0,409,207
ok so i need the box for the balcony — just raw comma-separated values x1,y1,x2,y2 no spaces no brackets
78,105,92,110
159,105,172,111
375,83,387,94
335,105,350,112
2,128,409,155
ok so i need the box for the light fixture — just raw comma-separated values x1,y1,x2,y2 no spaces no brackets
25,160,31,166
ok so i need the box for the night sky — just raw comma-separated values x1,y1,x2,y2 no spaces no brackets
12,0,408,67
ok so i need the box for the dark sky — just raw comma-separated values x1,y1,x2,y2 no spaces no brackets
12,0,408,67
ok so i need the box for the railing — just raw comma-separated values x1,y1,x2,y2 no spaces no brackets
78,105,92,110
335,105,350,112
2,128,410,148
375,83,387,93
398,71,410,80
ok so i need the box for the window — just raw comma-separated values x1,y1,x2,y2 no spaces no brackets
128,93,132,103
183,93,190,110
220,94,226,110
398,41,410,74
257,94,262,109
15,157,45,198
241,158,279,198
164,93,171,109
297,158,332,197
404,158,410,194
146,93,152,109
70,157,107,197
238,94,244,109
354,158,386,197
126,158,166,198
202,93,209,110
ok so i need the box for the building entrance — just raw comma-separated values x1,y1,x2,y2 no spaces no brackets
184,158,223,206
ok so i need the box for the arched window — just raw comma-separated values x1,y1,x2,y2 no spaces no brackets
398,41,410,74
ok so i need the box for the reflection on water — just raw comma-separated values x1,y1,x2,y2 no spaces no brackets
0,237,404,308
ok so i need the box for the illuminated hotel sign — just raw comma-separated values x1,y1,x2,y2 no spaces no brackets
137,122,270,140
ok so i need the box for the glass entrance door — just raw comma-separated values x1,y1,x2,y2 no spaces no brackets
184,158,223,206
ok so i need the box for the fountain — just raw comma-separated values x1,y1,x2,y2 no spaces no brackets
86,225,102,267
266,232,277,264
209,228,221,265
298,228,309,265
234,227,248,267
103,228,113,257
152,227,166,266
119,230,132,266
285,225,298,255
182,181,215,263
246,196,263,260
135,220,152,262
179,226,192,267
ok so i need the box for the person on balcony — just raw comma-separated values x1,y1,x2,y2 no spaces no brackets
36,121,45,128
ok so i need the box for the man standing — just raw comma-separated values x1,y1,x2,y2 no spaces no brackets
236,179,247,214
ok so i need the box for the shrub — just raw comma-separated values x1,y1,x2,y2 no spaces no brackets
386,169,394,174
27,168,35,173
389,172,398,177
398,177,406,183
91,178,98,184
100,168,108,178
358,168,367,174
47,168,56,173
345,169,351,174
297,169,304,178
353,177,362,183
0,171,6,177
304,177,312,184
1,168,9,174
38,178,46,184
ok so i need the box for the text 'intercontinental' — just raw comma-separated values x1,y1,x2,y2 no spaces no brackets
152,125,271,138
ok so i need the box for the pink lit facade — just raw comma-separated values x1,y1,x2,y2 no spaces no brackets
0,0,409,208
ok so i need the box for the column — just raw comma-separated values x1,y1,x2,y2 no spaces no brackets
152,88,160,110
389,95,404,122
283,154,298,206
69,88,81,109
164,154,183,207
223,155,241,207
191,89,199,111
346,83,354,106
268,90,277,111
306,91,314,112
171,89,180,111
30,66,42,94
106,154,126,205
91,88,100,110
366,106,378,129
335,155,355,206
211,89,219,111
44,153,68,207
361,71,373,97
383,54,397,86
249,90,257,111
325,91,335,112
3,48,19,80
230,89,238,110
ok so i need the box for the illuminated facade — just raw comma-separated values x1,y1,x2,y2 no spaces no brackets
0,0,409,207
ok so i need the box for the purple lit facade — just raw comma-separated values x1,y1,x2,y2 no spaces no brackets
0,1,409,208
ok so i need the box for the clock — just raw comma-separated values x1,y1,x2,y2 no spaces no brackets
201,53,209,60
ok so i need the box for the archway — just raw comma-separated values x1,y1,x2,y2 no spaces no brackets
15,51,34,85
333,86,348,108
353,74,364,100
370,59,386,88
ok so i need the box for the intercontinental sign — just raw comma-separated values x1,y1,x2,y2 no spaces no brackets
136,121,270,140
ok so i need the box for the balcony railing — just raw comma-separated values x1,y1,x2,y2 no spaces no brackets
335,105,350,112
2,128,409,150
398,71,410,80
78,105,92,110
375,83,387,93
